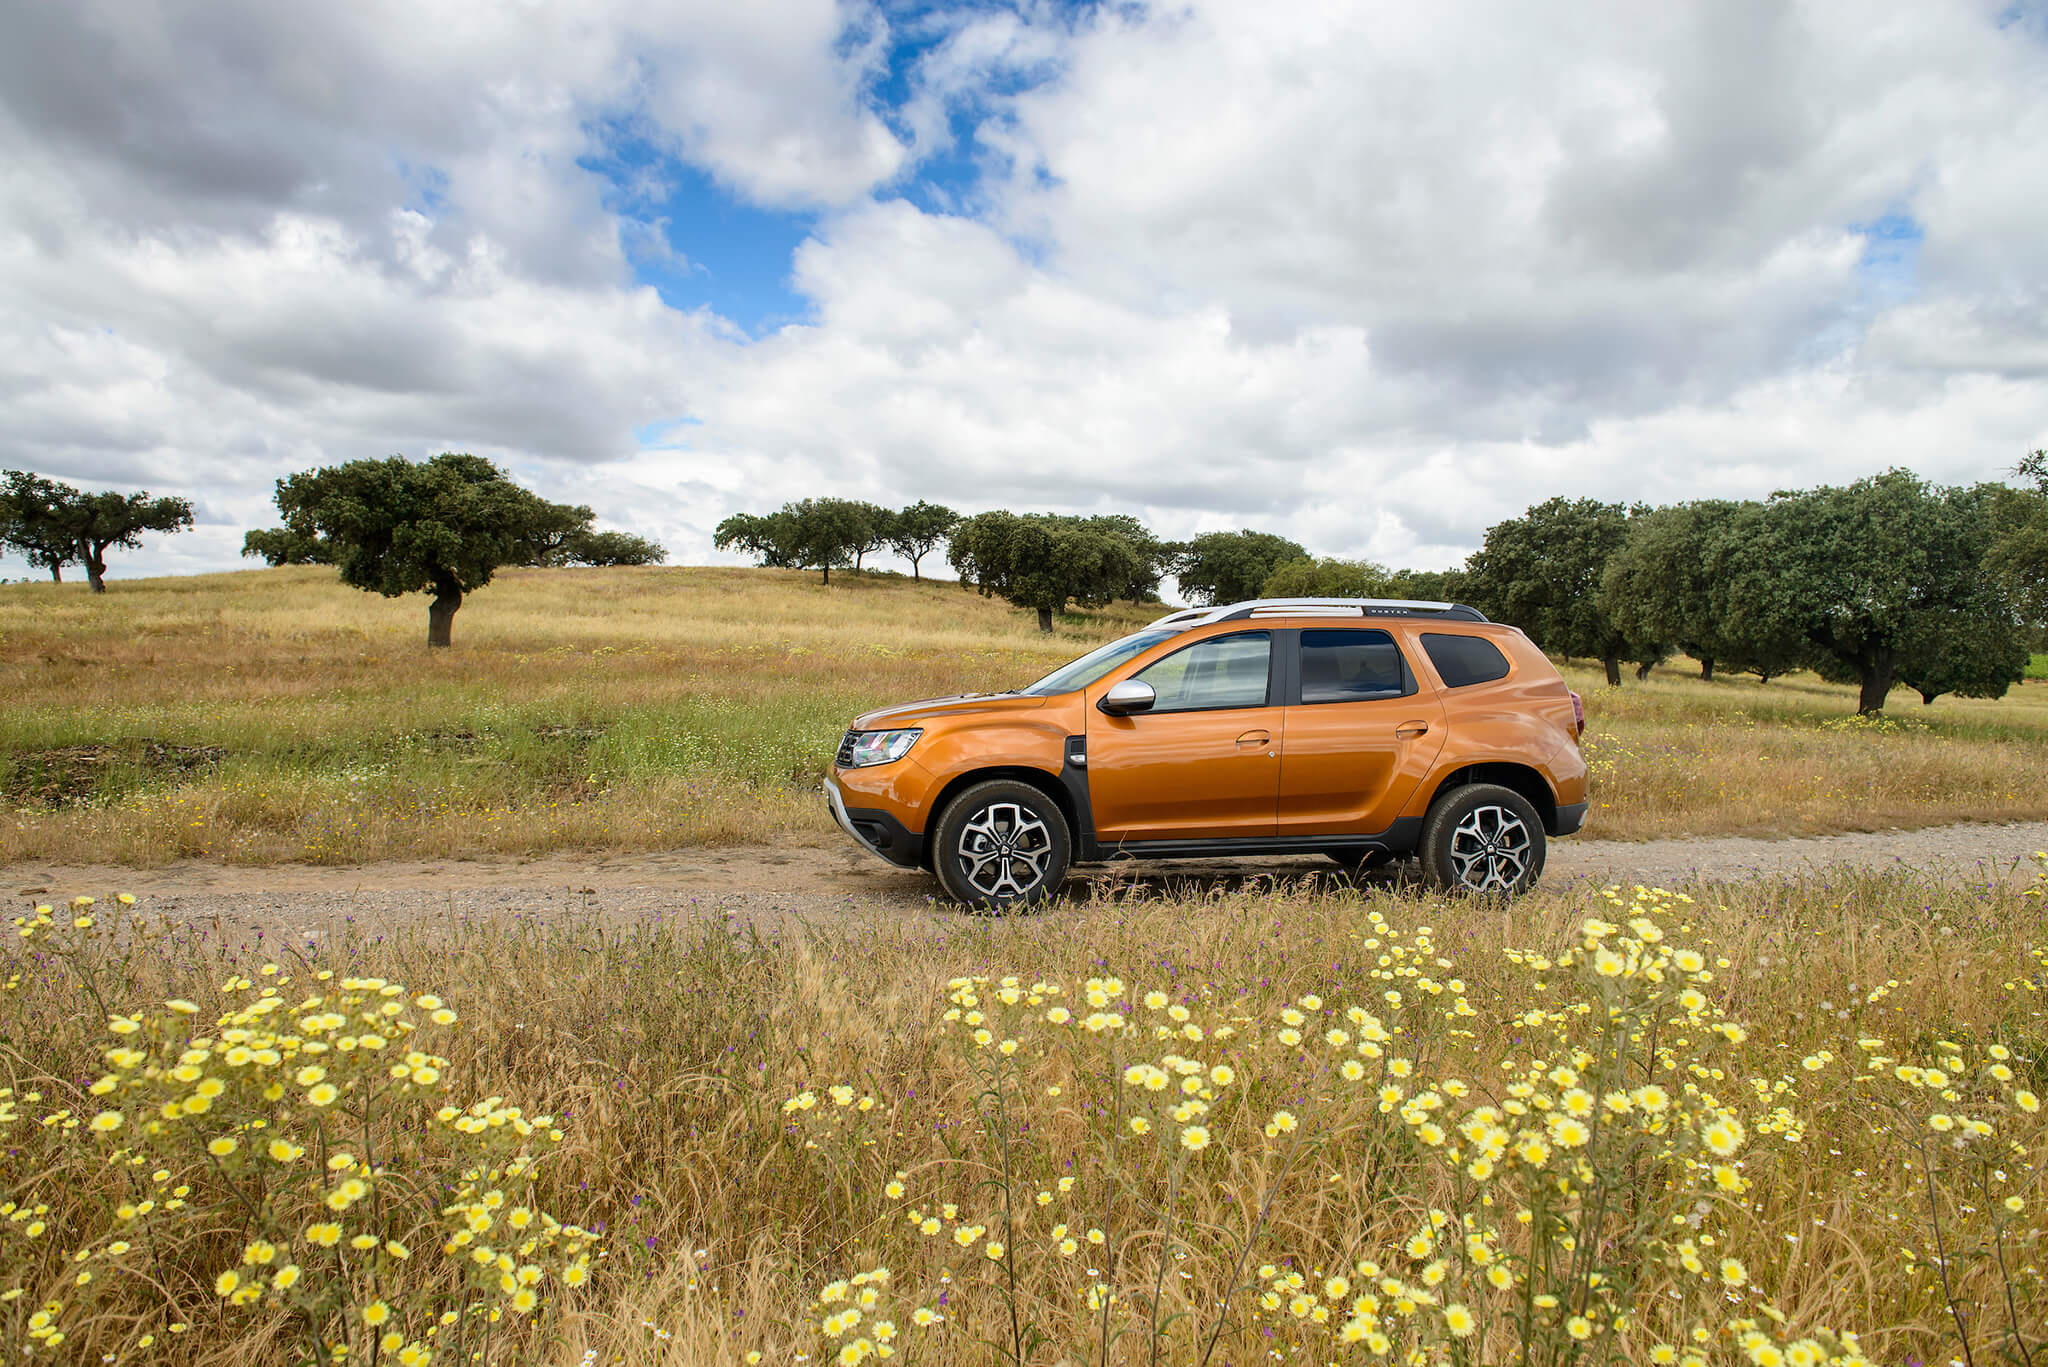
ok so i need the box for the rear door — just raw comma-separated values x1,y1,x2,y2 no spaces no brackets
1276,627,1446,835
1086,630,1283,842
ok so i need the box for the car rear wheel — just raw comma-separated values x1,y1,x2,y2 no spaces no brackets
1418,783,1545,896
931,780,1073,912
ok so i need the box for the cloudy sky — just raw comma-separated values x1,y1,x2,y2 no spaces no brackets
3,0,2047,583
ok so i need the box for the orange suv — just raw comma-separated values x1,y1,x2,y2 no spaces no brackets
825,598,1588,908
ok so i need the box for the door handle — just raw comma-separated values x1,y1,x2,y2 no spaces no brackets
1394,721,1431,739
1236,730,1270,747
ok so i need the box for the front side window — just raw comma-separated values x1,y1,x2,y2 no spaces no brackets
1299,629,1412,703
1133,632,1272,712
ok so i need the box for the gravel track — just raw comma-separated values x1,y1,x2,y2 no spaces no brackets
9,820,2047,944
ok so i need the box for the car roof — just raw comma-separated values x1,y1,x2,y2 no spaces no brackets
1147,597,1490,632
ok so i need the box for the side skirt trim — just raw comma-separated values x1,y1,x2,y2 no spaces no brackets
1086,817,1424,864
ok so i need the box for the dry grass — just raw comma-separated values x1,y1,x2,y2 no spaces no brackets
1564,666,2048,840
3,869,2044,1364
0,567,1154,866
4,566,2048,866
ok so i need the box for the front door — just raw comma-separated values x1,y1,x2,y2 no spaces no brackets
1277,627,1447,835
1087,630,1283,843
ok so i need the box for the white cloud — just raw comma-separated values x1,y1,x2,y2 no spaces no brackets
3,0,2047,587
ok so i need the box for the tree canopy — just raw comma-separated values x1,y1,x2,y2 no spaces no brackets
548,528,667,567
1082,513,1174,604
0,469,193,591
1987,449,2048,630
246,517,661,570
242,526,337,567
712,510,805,571
715,499,969,583
713,499,878,584
1,470,86,582
947,511,1147,632
838,500,896,572
1464,497,1657,685
1385,568,1473,605
1258,556,1397,600
887,501,959,580
1174,530,1310,605
273,452,576,647
1598,501,1802,683
1724,471,2022,712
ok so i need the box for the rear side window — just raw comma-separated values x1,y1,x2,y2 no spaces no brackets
1299,630,1413,703
1421,633,1511,688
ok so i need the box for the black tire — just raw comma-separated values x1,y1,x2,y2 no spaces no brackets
930,780,1073,912
1418,783,1546,896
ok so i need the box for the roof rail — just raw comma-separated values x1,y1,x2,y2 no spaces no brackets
1146,597,1490,630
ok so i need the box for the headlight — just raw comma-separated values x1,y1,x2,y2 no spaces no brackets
844,728,922,768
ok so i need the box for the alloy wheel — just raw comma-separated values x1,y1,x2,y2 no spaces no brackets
1447,804,1533,892
956,802,1054,899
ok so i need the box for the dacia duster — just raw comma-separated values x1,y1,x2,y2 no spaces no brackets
825,597,1588,909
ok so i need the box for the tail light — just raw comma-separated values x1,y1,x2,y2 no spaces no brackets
1568,690,1584,738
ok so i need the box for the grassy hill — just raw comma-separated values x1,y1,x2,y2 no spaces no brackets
3,565,2047,865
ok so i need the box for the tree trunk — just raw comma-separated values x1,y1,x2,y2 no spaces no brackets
1634,661,1653,681
821,563,830,585
909,555,922,581
1857,654,1895,714
427,577,462,649
1919,689,1941,705
1037,606,1054,633
1699,657,1714,681
48,564,61,584
85,549,107,594
1602,651,1621,687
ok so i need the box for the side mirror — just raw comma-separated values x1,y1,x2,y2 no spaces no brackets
1098,679,1157,716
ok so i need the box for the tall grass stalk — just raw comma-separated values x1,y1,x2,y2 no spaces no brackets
7,862,2045,1362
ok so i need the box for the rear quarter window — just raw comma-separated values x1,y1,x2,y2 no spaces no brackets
1421,632,1511,688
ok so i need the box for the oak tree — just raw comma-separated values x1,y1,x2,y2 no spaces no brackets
1175,530,1310,605
273,452,572,647
1,470,193,591
887,501,959,580
1464,497,1660,685
1724,471,2023,713
947,511,1145,631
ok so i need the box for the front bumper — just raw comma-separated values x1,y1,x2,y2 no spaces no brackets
825,777,925,868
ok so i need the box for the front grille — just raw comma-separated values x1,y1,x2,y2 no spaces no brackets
835,730,858,767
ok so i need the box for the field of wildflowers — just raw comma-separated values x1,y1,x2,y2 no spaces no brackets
4,861,2043,1364
5,566,2048,865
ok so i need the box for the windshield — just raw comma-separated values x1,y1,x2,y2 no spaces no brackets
1019,628,1179,697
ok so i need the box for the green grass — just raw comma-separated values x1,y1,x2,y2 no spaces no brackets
2028,651,2048,681
4,565,2048,864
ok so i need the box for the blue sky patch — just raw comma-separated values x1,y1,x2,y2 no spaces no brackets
581,125,819,334
1852,211,1923,305
575,3,1096,334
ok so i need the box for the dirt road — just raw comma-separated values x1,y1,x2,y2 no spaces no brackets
8,820,2046,942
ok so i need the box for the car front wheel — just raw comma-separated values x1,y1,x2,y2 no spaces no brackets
1418,783,1546,896
931,779,1073,912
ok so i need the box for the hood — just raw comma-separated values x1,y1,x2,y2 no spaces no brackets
851,693,1050,730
